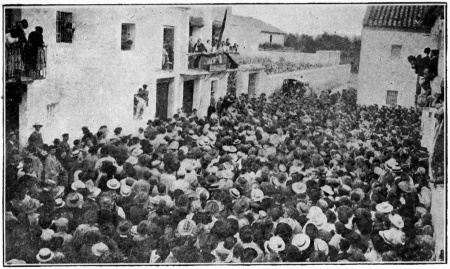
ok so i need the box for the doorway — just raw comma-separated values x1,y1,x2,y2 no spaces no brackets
248,73,257,97
183,80,194,114
5,83,26,135
156,80,170,119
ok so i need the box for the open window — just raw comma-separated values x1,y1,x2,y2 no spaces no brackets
162,26,174,70
56,11,73,43
121,23,135,51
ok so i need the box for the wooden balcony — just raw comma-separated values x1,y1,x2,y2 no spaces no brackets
5,44,47,83
186,52,239,72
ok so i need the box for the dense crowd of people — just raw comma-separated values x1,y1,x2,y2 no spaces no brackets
239,56,325,75
5,87,443,264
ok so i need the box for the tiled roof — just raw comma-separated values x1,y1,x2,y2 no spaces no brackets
363,5,437,30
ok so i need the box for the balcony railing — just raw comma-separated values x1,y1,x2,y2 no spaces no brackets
6,44,47,82
186,52,239,72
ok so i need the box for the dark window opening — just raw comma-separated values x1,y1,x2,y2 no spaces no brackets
56,11,73,43
163,27,174,70
121,23,135,51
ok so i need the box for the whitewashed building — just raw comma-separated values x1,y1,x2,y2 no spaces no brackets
4,5,265,145
358,5,445,107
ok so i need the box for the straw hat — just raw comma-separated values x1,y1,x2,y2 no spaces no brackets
66,192,83,208
314,238,329,255
107,178,121,190
376,201,393,213
54,198,65,209
264,235,285,253
36,248,54,263
251,189,264,202
23,198,41,214
177,219,196,236
120,185,132,197
388,214,404,229
71,180,86,191
292,182,307,194
292,234,311,251
91,242,109,257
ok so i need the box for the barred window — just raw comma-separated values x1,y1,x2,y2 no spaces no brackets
56,11,73,43
121,24,135,51
390,45,402,59
386,91,398,106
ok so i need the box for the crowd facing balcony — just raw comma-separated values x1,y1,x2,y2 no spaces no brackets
5,19,47,81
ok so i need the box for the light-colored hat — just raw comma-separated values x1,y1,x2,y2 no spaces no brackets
107,178,121,190
6,259,26,264
388,214,404,229
88,186,102,199
54,198,65,209
251,189,264,202
33,122,43,127
292,234,311,251
91,242,109,257
131,148,144,157
66,192,83,208
168,141,180,150
36,248,54,262
53,217,69,227
177,219,196,236
265,235,285,253
221,170,234,180
321,185,334,196
229,188,240,199
379,229,406,245
196,187,210,200
23,198,41,214
71,180,86,191
292,182,307,194
53,186,65,199
314,238,329,255
376,201,393,213
120,185,132,197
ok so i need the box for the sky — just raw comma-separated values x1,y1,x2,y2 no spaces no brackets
233,4,367,37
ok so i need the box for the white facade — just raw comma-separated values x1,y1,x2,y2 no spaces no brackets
13,6,232,145
358,19,444,108
260,32,285,45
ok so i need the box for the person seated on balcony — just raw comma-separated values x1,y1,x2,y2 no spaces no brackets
193,38,208,53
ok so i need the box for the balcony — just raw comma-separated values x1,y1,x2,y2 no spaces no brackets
5,44,47,83
186,52,239,72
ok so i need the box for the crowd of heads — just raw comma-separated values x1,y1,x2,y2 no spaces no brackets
5,87,440,264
